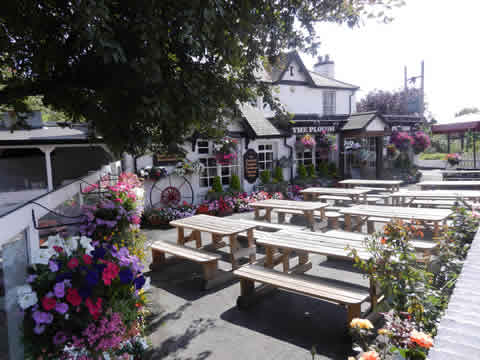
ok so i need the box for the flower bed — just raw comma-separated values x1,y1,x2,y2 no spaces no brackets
18,173,149,359
346,206,479,359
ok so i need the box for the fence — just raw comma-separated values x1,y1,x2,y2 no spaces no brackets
0,160,122,360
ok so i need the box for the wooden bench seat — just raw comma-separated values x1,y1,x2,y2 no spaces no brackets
237,219,307,231
234,264,370,323
150,240,221,289
411,199,458,207
317,195,353,202
272,208,340,229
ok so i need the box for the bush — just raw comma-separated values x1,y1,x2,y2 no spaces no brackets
230,173,241,192
212,176,223,193
316,162,329,177
297,163,307,179
273,166,284,182
306,164,315,178
419,153,447,160
260,169,271,184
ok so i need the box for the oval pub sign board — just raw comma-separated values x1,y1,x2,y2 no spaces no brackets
244,149,259,183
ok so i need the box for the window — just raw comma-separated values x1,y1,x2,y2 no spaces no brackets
258,144,274,172
323,91,336,115
367,137,377,168
199,158,218,187
296,148,313,168
197,140,209,154
198,140,240,188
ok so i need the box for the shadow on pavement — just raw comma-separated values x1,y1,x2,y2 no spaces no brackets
220,289,354,360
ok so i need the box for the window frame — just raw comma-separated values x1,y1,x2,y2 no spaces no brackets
323,91,336,115
258,143,274,173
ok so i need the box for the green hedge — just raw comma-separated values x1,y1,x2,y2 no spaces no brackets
419,153,447,160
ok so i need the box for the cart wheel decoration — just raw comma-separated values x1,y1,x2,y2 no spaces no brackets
149,174,194,208
161,186,181,206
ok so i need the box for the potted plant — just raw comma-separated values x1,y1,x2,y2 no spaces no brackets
300,134,316,148
173,158,204,176
446,153,461,167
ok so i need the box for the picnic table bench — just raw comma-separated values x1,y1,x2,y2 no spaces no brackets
339,179,403,193
391,190,480,208
150,214,257,289
418,181,480,191
300,187,371,202
250,199,327,231
233,230,374,324
339,205,452,237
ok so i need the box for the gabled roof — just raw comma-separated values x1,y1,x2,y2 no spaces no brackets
308,71,359,90
262,51,359,90
341,112,387,131
238,103,283,138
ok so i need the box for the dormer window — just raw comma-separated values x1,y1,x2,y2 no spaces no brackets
290,66,294,76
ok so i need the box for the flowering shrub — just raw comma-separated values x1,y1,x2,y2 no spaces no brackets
412,131,430,154
145,202,196,225
445,153,461,165
390,130,414,152
19,235,149,359
19,172,149,359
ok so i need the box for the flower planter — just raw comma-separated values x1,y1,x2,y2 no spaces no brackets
217,208,234,217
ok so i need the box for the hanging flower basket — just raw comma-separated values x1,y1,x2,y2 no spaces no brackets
390,130,414,152
300,134,316,148
386,144,399,160
214,137,238,165
412,131,431,154
173,158,204,177
315,130,331,148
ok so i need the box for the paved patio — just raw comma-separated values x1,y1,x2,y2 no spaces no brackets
143,212,369,360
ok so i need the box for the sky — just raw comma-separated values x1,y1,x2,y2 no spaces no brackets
300,0,480,123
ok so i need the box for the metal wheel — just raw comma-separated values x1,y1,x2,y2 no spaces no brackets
149,174,194,208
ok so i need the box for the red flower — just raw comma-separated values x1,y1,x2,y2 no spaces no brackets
85,297,103,320
42,296,56,311
102,262,120,285
53,246,63,253
66,288,82,306
67,258,79,270
82,254,93,265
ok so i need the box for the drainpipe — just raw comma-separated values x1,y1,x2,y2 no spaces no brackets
284,136,294,182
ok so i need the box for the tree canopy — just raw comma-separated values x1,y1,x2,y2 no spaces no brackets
455,107,480,117
0,0,404,154
357,88,424,115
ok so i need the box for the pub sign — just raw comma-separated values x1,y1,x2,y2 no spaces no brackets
244,149,259,183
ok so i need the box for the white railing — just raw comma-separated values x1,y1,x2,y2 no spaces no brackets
0,160,121,360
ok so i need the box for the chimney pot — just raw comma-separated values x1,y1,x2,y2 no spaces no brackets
318,56,323,63
325,54,330,62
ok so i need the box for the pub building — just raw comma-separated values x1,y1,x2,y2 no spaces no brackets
131,52,421,205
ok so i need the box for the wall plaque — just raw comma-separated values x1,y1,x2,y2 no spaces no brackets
244,149,259,183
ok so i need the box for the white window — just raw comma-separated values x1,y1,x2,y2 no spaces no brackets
296,148,313,168
258,144,274,172
197,140,240,188
367,137,377,168
323,91,336,115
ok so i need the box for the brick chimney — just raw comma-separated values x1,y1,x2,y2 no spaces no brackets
313,54,335,78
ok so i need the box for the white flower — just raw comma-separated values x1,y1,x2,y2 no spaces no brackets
17,285,38,309
47,234,65,250
102,353,111,360
33,248,55,265
143,276,151,291
65,236,79,254
133,187,145,200
139,337,148,350
79,236,94,254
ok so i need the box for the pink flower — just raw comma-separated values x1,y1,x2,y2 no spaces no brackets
67,257,79,270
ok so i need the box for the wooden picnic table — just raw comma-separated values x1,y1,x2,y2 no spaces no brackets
250,199,328,231
169,214,257,269
300,187,372,202
418,181,480,190
253,230,377,314
339,179,403,193
391,190,480,207
339,205,452,237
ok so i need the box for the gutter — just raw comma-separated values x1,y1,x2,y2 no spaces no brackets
284,136,294,183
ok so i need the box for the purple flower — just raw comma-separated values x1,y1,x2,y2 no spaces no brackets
53,331,67,345
33,311,54,324
26,275,37,283
119,268,133,284
55,302,68,314
49,261,59,272
134,276,146,290
86,270,100,287
54,282,65,298
34,324,45,334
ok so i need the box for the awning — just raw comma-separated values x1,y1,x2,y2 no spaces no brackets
340,112,391,138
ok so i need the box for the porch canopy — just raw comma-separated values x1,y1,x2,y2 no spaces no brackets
432,113,480,134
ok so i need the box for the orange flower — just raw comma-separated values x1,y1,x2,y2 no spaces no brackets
417,231,424,238
381,237,387,244
410,330,434,349
359,350,380,360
